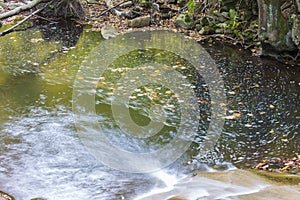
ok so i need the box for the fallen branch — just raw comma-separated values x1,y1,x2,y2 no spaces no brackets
0,2,50,37
0,0,46,20
100,0,132,17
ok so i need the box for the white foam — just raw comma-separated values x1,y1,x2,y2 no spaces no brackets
151,170,179,189
134,168,270,200
134,170,181,200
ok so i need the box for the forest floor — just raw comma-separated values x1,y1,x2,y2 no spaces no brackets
79,0,258,47
1,0,260,52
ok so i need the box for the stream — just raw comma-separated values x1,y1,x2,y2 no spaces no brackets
0,20,299,200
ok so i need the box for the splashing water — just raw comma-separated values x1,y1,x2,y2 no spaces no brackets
134,170,182,200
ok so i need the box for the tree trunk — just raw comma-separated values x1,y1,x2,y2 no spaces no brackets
257,0,297,53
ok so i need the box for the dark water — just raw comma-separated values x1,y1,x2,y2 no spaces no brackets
0,21,299,199
204,44,300,168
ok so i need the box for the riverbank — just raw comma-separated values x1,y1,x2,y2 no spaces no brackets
1,0,299,65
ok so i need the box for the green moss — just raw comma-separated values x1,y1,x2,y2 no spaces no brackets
248,169,300,185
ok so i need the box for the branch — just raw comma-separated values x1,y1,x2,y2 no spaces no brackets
0,0,46,20
99,0,132,17
0,2,50,37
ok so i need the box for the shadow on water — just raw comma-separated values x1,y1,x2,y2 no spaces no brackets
0,23,299,200
33,19,83,47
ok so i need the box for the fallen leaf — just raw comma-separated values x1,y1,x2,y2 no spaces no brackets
269,129,275,133
223,113,242,120
269,104,275,109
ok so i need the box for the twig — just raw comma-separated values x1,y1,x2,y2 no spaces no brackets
0,0,45,20
33,14,58,23
0,2,50,37
85,0,105,6
98,0,131,17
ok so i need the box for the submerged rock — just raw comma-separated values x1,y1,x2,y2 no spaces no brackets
101,25,119,39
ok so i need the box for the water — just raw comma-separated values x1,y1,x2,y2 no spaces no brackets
0,20,299,199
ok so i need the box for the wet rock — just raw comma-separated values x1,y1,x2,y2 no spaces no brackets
128,15,150,28
136,170,300,200
101,25,119,39
0,191,14,200
174,14,194,30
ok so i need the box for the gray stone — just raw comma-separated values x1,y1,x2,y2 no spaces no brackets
128,15,150,28
292,14,300,46
174,14,194,30
199,26,211,35
295,0,300,13
101,25,119,39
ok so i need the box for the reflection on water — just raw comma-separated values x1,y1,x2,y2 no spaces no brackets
0,23,299,199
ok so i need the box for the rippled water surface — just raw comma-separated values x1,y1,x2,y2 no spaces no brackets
0,21,299,199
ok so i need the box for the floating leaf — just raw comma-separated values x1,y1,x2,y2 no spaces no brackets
269,129,275,133
165,90,172,95
269,104,275,109
224,112,241,120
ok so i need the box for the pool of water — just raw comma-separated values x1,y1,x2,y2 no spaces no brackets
0,20,299,199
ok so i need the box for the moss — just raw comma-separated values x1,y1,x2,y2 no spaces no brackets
248,169,300,185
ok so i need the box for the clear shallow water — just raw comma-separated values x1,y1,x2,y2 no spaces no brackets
0,21,299,199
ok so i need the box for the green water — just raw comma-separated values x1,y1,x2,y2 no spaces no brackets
0,20,299,199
